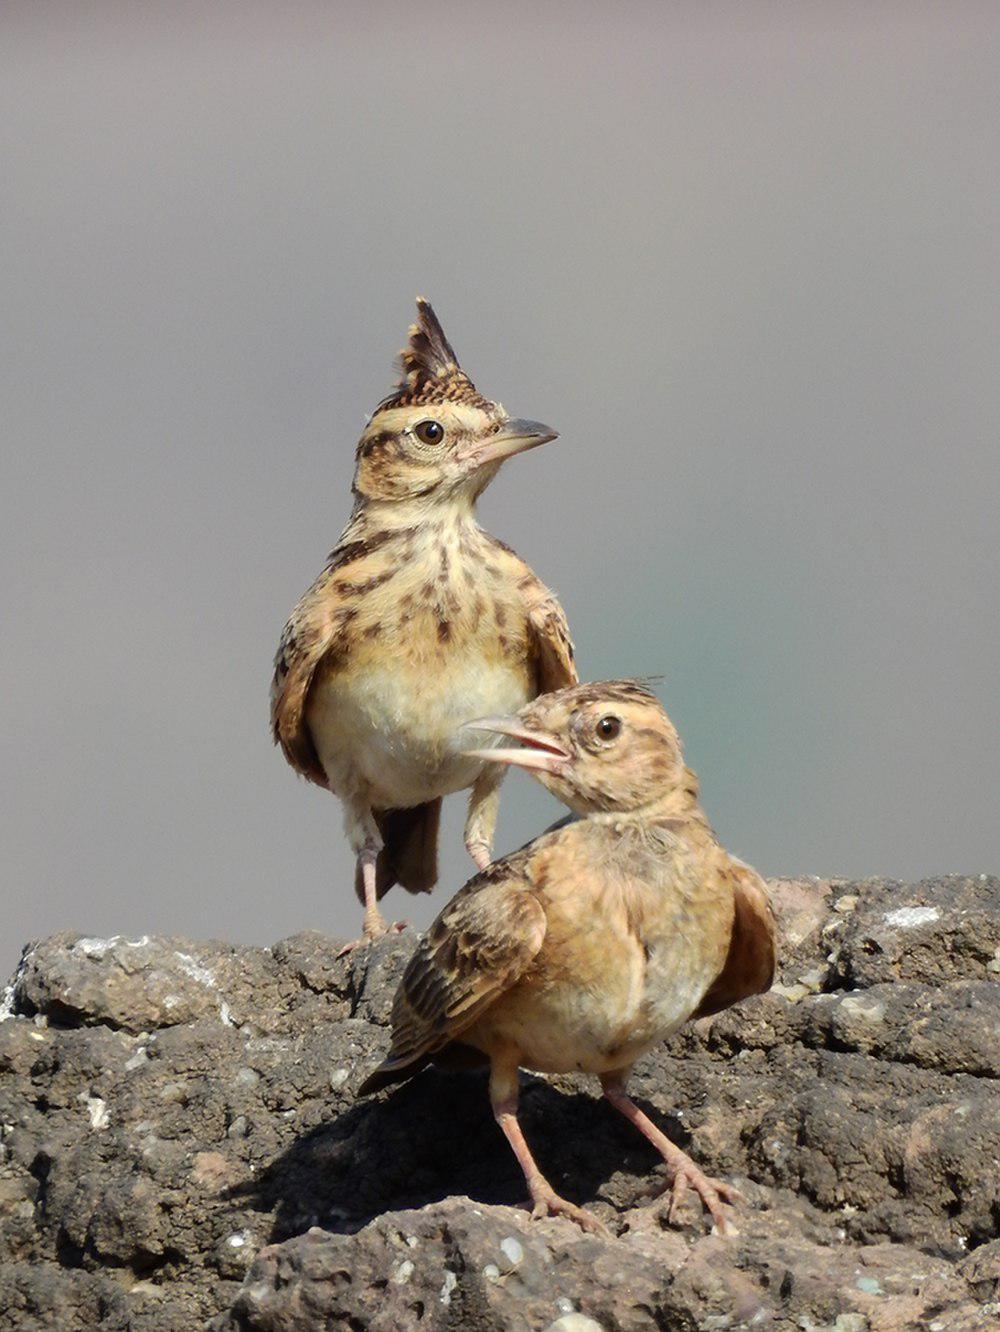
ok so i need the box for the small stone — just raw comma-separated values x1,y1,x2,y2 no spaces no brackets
796,966,827,992
79,1094,110,1130
216,1228,255,1277
500,1235,524,1266
439,1270,457,1304
883,905,940,929
483,1263,501,1282
129,1281,161,1299
545,1316,605,1332
771,982,810,1003
839,996,885,1022
391,1259,414,1284
834,894,859,914
855,1275,883,1295
329,1068,349,1090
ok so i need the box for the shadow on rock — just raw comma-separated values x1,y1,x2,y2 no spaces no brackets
237,1066,672,1242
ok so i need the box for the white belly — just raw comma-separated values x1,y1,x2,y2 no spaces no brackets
308,655,532,808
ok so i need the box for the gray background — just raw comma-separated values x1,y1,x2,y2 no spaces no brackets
2,2,998,981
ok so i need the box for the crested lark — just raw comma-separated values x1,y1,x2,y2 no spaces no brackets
271,301,576,947
359,681,776,1235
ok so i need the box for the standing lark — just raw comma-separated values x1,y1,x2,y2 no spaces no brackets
271,300,576,948
359,681,776,1235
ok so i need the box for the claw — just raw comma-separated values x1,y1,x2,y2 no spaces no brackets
336,919,407,957
655,1160,744,1235
527,1188,610,1238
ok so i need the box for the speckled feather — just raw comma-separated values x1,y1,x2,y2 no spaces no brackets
270,521,575,789
377,298,494,411
270,300,576,914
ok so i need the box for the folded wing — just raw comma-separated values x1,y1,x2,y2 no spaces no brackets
358,862,546,1094
693,859,777,1019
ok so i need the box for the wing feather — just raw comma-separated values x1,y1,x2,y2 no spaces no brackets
359,863,546,1091
496,545,576,694
527,587,578,694
270,530,398,786
693,859,777,1019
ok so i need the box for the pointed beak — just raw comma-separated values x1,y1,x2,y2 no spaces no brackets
455,418,558,471
463,715,571,774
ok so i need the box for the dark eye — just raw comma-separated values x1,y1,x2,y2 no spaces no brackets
414,419,444,445
596,715,621,741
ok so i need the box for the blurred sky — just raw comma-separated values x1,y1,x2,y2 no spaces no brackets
2,2,998,980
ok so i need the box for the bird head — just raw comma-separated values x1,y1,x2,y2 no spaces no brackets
351,299,558,507
465,681,691,816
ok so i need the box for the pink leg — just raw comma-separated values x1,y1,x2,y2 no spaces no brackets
490,1059,609,1238
337,846,405,957
493,1100,609,1237
602,1079,743,1234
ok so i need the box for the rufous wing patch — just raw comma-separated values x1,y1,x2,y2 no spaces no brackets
693,861,777,1019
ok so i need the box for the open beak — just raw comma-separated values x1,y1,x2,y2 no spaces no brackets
456,418,558,471
463,715,571,774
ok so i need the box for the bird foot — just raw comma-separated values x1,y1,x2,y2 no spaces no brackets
527,1187,610,1238
648,1156,744,1235
336,920,407,958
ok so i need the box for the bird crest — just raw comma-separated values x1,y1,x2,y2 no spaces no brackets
377,299,493,410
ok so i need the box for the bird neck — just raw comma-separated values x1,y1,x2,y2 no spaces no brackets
588,767,705,828
350,492,479,534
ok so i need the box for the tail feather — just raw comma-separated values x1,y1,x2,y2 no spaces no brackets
357,1052,431,1098
357,1040,487,1098
354,799,441,904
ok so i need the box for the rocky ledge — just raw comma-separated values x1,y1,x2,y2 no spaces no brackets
0,876,997,1331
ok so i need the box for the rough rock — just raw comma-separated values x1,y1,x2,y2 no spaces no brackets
0,876,996,1330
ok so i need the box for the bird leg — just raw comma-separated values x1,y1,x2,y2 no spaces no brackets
601,1078,743,1235
490,1063,609,1238
337,816,404,957
464,767,504,871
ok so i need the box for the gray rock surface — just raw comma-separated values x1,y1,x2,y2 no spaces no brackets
0,876,997,1330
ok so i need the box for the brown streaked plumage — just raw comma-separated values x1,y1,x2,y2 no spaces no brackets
359,681,776,1235
271,300,576,947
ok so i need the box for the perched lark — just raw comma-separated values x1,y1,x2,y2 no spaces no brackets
359,681,776,1235
271,300,576,946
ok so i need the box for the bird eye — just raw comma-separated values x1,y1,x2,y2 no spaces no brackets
596,715,621,741
414,419,444,445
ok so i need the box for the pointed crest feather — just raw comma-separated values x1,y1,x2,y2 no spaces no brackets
376,298,492,411
399,298,460,384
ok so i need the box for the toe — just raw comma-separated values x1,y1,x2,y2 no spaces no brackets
653,1162,743,1234
528,1192,610,1238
